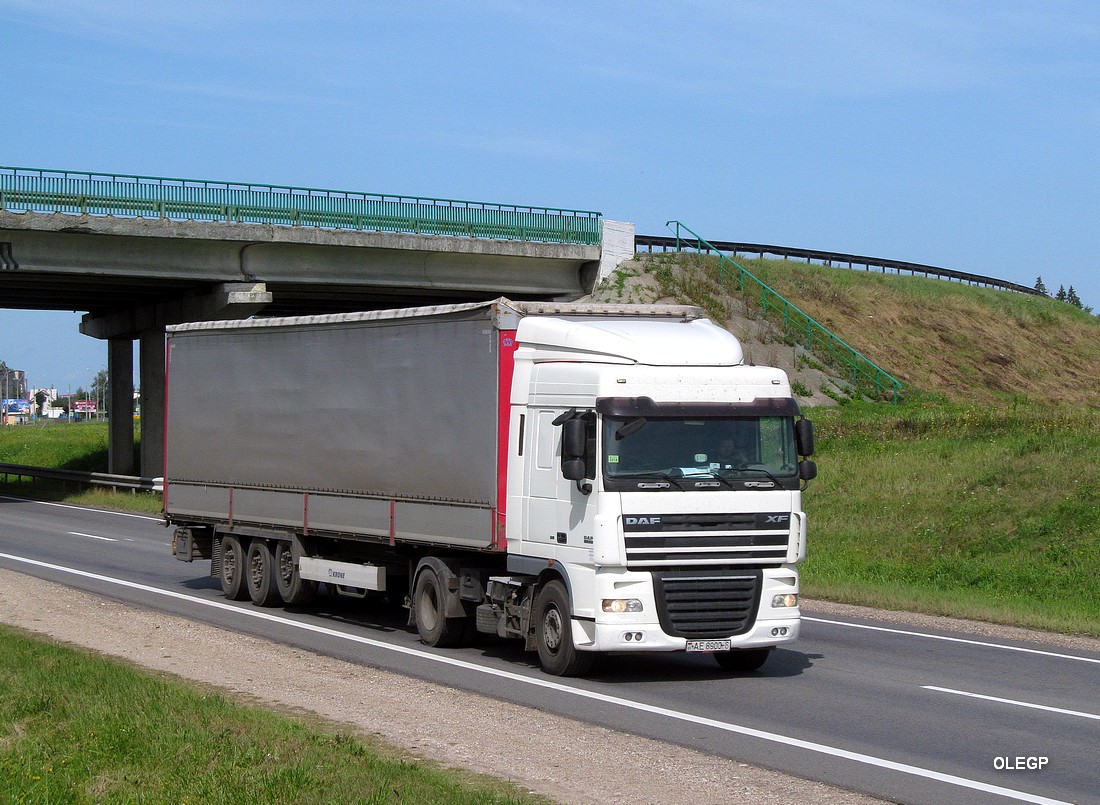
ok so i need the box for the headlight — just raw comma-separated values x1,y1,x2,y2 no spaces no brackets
602,598,644,613
771,593,799,608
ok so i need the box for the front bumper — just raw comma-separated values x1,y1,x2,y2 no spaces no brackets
573,613,800,653
571,564,801,653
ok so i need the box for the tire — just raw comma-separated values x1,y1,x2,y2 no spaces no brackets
274,540,316,606
219,534,248,601
246,539,281,607
413,566,468,648
534,580,593,677
714,647,772,673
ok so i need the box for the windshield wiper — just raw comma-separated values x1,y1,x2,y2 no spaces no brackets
729,465,782,485
677,469,737,489
612,471,686,490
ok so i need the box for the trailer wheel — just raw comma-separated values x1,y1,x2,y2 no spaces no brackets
274,541,316,606
714,648,772,673
246,539,281,607
413,567,467,648
219,535,248,601
534,580,593,677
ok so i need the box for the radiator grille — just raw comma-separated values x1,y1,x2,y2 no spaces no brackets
652,569,762,638
623,512,791,566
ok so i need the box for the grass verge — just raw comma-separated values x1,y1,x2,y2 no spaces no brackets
0,421,160,513
0,624,546,805
804,399,1100,635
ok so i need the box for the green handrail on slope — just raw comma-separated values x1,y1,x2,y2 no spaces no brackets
0,166,602,246
666,220,902,404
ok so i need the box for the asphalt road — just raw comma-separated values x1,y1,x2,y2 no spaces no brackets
1,496,1096,805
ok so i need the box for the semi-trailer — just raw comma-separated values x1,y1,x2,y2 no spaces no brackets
167,297,816,676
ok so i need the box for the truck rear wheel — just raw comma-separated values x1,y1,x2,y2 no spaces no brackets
274,540,316,605
534,580,593,677
413,567,467,648
219,534,248,601
246,539,281,607
714,647,772,673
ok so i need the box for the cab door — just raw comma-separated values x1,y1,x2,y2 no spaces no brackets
525,408,599,561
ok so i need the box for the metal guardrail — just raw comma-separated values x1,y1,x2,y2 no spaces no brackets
637,234,1039,296
660,221,903,403
0,462,161,494
0,166,603,246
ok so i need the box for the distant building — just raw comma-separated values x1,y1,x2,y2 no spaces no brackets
31,388,60,418
1,365,26,400
1,365,29,424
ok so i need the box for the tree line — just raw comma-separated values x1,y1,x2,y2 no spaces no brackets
1033,277,1090,313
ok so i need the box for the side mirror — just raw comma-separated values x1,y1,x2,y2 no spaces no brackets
559,413,594,494
795,418,815,457
562,458,586,481
562,418,586,461
799,459,818,481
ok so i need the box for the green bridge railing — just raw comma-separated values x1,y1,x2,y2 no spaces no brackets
666,221,902,403
0,166,603,246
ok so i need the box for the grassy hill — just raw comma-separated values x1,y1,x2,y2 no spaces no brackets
593,252,1100,407
594,253,1100,635
727,256,1099,407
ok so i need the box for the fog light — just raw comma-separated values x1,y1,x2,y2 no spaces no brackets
771,593,799,608
602,598,643,613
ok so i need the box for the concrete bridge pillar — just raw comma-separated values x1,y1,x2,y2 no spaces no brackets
139,329,165,478
107,339,134,476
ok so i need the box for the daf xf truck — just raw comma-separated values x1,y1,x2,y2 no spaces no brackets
167,297,816,676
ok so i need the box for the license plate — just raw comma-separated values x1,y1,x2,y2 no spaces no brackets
686,639,731,653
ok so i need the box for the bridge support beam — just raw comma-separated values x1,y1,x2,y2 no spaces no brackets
80,282,273,341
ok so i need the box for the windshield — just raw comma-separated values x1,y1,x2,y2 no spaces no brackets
602,416,799,491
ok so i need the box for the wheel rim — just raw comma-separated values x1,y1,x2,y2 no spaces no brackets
223,546,238,584
249,549,263,592
277,546,293,586
419,581,440,632
542,605,564,654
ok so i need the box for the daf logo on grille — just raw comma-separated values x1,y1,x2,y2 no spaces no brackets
625,516,661,525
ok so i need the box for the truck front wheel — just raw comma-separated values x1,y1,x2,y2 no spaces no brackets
413,567,467,648
534,580,593,677
714,647,772,673
219,534,248,601
246,539,281,607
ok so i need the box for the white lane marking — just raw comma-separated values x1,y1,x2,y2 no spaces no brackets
923,686,1100,722
803,616,1100,665
0,553,1071,805
0,494,163,522
67,531,118,542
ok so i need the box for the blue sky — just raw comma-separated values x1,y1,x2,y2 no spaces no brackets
2,0,1098,392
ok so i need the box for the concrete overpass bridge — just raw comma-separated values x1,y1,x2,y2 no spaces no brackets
0,166,633,477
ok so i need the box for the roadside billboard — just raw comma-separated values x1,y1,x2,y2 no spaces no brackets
1,399,31,414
